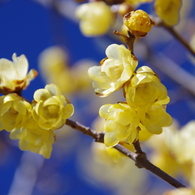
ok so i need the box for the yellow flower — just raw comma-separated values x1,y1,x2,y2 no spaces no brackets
163,188,195,195
92,116,135,162
88,44,138,97
123,9,155,37
0,53,37,93
154,0,181,26
125,0,154,6
0,93,31,131
32,84,74,130
147,121,195,181
147,123,188,177
99,103,140,146
140,104,172,134
125,66,168,109
38,46,76,94
83,141,147,195
75,1,114,36
173,121,195,164
10,117,56,158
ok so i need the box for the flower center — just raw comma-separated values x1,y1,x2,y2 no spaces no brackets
44,105,59,118
107,65,123,80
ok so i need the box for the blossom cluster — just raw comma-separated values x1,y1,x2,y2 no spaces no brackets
75,0,181,37
148,121,195,194
88,43,172,147
0,54,74,158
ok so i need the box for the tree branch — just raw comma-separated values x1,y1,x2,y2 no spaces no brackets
65,119,186,189
151,16,195,57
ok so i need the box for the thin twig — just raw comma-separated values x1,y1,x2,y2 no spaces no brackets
151,16,195,57
113,30,136,55
147,52,195,97
65,119,186,188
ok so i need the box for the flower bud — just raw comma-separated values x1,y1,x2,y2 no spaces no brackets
123,9,155,37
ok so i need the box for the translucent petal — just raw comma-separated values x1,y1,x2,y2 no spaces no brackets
106,44,123,60
104,132,118,147
13,101,27,115
34,89,51,102
45,84,61,96
62,103,74,119
115,126,130,140
12,53,28,78
0,58,15,79
43,97,59,107
99,104,112,119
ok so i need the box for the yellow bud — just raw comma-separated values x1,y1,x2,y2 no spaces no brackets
123,9,155,37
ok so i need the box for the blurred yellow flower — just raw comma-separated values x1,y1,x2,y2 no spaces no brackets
39,46,94,95
123,9,155,37
163,188,195,195
99,102,140,146
10,117,56,159
154,0,181,26
88,44,138,97
0,53,37,93
32,84,74,130
147,122,192,179
125,0,154,6
75,1,114,36
38,46,76,94
0,93,31,132
172,121,195,164
80,141,147,195
125,66,168,109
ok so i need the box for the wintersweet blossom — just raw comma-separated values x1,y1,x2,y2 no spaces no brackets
32,84,74,130
0,53,37,93
147,124,183,177
123,10,155,37
84,141,147,195
124,66,168,109
99,103,140,146
154,0,181,26
88,44,138,97
0,93,31,132
147,121,195,180
125,0,154,6
140,104,172,134
163,188,195,195
38,46,76,94
75,1,114,36
172,121,195,164
10,117,56,158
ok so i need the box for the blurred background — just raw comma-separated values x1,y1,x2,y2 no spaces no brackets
0,0,195,195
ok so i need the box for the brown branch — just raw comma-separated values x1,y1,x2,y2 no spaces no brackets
146,51,195,97
65,119,186,188
113,30,136,53
151,16,195,57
